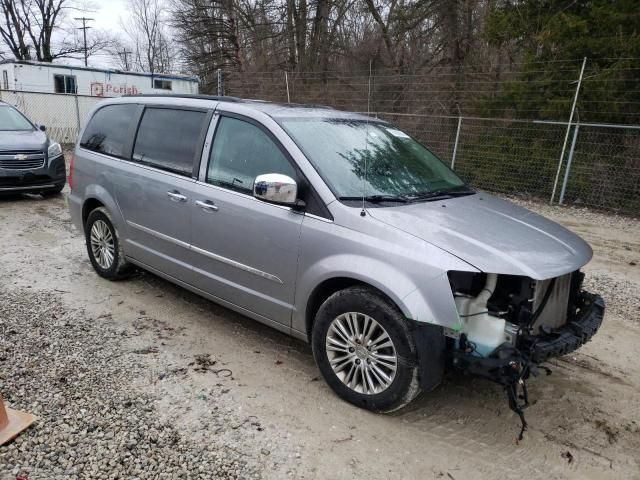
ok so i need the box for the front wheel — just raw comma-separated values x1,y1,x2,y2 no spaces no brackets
85,207,133,280
312,286,421,413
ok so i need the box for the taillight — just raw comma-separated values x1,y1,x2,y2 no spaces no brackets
68,153,75,190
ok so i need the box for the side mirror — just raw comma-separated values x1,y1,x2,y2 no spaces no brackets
39,125,46,131
253,173,298,206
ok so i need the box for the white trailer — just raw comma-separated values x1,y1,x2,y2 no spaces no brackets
0,60,199,96
0,60,200,143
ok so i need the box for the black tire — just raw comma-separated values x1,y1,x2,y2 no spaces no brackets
84,207,133,280
41,183,65,197
312,286,421,413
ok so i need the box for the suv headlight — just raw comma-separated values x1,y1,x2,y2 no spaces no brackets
48,142,62,158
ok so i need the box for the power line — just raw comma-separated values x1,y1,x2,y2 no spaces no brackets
74,17,94,67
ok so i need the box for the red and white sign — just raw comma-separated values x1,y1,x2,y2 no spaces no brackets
91,82,139,97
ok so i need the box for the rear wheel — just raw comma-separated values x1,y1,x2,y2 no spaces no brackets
312,286,421,413
85,207,133,280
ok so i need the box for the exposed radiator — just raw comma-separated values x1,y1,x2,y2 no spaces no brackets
531,273,572,334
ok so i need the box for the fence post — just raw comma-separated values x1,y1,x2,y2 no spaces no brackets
559,123,580,205
451,115,463,169
551,57,586,204
285,71,290,103
217,69,223,96
74,93,81,138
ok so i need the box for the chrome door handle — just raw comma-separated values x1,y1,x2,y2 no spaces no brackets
195,200,219,212
167,191,187,202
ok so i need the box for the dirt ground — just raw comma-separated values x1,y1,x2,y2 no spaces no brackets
1,190,639,479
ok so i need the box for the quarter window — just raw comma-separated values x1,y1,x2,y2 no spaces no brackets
80,104,138,158
207,116,296,194
133,107,207,176
54,74,77,94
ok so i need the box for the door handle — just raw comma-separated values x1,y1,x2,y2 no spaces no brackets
195,199,219,212
167,191,187,202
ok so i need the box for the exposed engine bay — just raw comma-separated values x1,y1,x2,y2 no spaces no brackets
446,270,605,439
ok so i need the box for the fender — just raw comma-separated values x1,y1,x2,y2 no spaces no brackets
81,184,127,237
293,253,477,339
402,271,465,329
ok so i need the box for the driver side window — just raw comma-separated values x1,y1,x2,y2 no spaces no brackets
207,116,297,195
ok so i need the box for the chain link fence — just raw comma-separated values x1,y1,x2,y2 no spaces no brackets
223,68,640,216
0,90,101,144
372,114,640,215
1,65,639,216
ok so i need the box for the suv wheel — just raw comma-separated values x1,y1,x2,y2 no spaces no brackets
312,286,421,413
85,207,133,280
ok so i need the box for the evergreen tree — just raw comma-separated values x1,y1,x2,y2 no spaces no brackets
483,0,640,123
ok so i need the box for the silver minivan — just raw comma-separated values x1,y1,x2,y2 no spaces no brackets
69,95,604,436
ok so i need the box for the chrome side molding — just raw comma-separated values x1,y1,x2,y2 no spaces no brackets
126,220,283,284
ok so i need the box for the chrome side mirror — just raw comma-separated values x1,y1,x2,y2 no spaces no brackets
253,173,298,205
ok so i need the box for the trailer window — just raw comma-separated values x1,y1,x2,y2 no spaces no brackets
2,70,8,90
153,79,172,90
54,74,77,94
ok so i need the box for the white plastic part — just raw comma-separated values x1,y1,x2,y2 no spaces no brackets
455,273,510,356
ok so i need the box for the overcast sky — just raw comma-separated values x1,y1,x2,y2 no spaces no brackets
93,0,128,33
67,0,129,69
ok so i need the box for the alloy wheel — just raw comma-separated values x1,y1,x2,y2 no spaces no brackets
90,219,115,270
326,312,398,395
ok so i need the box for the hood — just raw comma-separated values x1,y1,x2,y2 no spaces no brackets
0,130,48,151
368,192,592,280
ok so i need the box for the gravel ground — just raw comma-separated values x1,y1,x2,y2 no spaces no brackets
1,191,639,479
0,288,288,480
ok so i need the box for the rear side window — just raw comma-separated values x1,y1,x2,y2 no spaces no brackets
207,116,296,194
133,107,207,177
80,104,138,158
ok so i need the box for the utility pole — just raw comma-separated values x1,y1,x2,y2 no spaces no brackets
75,17,94,67
119,48,133,71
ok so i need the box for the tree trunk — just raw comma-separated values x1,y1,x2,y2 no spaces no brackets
294,0,307,70
286,0,297,70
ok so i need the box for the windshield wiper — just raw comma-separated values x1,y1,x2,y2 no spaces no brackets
339,194,409,204
408,186,475,202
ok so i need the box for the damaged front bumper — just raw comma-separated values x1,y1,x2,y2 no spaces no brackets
450,290,604,439
452,292,604,382
521,292,604,363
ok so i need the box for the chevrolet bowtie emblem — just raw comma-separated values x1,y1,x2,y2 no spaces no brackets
14,154,28,161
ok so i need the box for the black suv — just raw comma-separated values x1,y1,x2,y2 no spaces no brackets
0,101,65,195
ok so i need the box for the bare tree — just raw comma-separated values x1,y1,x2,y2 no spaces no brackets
106,37,135,70
0,0,31,59
164,0,490,105
171,0,244,88
0,0,112,62
170,0,358,82
123,0,175,73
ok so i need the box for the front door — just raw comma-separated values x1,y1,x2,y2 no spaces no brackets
188,114,304,326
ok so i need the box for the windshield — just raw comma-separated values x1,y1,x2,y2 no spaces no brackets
0,106,34,131
280,118,468,201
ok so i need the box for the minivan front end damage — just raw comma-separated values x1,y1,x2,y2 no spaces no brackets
446,270,604,438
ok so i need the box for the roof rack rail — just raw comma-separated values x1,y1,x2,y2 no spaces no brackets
122,93,244,102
